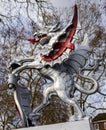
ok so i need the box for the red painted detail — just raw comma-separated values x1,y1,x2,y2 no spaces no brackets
41,43,75,62
28,38,39,44
41,5,78,62
15,104,21,116
28,34,47,44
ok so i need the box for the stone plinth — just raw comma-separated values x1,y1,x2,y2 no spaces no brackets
14,118,94,130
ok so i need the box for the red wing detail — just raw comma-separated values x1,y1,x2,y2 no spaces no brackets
41,42,75,62
41,4,78,62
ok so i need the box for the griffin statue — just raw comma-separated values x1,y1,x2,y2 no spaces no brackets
7,5,99,127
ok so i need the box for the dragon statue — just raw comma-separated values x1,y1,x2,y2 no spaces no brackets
7,5,99,127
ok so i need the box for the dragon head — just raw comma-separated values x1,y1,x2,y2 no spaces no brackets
28,5,79,62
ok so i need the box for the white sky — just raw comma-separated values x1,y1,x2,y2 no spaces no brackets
50,0,76,8
51,0,106,30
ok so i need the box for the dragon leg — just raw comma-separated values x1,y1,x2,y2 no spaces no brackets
69,98,85,120
56,89,85,120
29,83,56,120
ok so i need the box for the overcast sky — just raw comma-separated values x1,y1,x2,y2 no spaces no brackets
50,0,105,29
50,0,76,8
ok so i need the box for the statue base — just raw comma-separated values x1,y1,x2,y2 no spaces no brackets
14,117,94,130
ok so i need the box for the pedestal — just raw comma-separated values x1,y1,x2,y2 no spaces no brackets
14,118,94,130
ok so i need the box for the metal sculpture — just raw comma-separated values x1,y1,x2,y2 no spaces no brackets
7,5,99,127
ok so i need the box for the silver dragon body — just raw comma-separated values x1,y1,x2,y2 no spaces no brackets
31,47,98,120
7,5,99,127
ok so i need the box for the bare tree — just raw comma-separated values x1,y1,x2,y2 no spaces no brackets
0,0,106,129
0,0,67,128
55,0,106,117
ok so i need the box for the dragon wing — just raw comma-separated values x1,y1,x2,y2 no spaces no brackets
61,47,92,75
40,5,82,67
